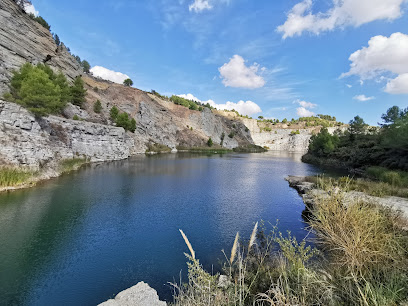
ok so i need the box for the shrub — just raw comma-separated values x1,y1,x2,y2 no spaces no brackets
207,137,213,147
29,14,50,30
290,129,300,136
93,100,102,113
110,106,119,121
73,115,79,120
228,131,235,138
7,63,70,116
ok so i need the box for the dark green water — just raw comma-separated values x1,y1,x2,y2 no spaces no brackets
0,152,321,305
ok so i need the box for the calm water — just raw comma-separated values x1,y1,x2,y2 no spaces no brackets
0,152,322,306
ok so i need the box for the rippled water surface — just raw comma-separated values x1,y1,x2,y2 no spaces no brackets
0,152,322,305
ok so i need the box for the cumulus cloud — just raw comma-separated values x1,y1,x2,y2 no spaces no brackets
353,94,375,101
295,99,316,117
189,0,213,12
277,0,406,39
90,66,130,84
341,32,408,95
24,2,39,16
219,55,265,89
177,93,262,116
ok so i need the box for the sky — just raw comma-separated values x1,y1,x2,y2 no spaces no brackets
26,0,408,125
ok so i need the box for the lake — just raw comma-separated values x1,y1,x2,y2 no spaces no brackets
0,152,321,305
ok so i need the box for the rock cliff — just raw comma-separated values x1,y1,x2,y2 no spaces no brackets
0,0,82,95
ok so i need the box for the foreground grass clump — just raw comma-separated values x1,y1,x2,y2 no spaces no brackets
172,187,408,305
60,158,88,173
306,175,408,198
0,167,34,187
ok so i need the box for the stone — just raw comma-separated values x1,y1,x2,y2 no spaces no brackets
98,282,167,306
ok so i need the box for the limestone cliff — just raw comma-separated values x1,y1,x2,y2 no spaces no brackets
0,0,82,95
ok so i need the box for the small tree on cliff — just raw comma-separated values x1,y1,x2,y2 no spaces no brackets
71,76,87,108
81,60,91,74
207,137,213,147
123,78,133,87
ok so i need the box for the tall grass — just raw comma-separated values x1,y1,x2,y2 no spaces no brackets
0,167,34,187
366,166,408,188
60,158,88,173
172,186,408,305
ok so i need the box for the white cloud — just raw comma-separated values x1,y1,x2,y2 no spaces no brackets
177,93,262,116
346,84,352,88
90,66,130,84
277,0,406,39
24,3,39,16
177,93,201,102
295,99,316,117
297,107,315,117
353,94,375,101
189,0,213,12
341,32,408,95
384,73,408,94
219,55,266,89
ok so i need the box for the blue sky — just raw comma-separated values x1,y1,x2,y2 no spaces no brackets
28,0,408,125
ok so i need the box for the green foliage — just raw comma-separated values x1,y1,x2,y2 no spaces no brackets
308,128,340,156
207,137,213,147
110,106,119,120
123,78,133,87
29,14,50,30
145,143,171,154
53,33,60,46
170,95,201,111
0,167,34,187
93,100,102,113
245,127,249,132
110,107,136,132
81,60,90,73
258,116,264,119
228,131,235,138
7,63,70,116
349,115,368,136
71,76,86,108
290,129,300,136
73,115,79,120
60,158,87,173
282,118,287,123
220,132,225,146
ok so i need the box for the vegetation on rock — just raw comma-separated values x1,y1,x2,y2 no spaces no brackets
123,78,133,87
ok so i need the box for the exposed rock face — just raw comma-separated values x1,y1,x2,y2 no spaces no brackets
0,0,82,96
99,282,166,306
0,100,134,170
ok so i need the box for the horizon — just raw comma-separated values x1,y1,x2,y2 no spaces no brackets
27,0,408,125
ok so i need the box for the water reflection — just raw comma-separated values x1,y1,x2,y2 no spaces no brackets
0,151,321,305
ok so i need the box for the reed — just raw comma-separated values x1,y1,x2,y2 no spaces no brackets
0,167,34,187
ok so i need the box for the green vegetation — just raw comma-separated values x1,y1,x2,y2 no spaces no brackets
60,158,87,173
232,145,267,153
109,106,136,132
29,14,50,30
303,106,408,172
81,60,91,73
207,137,213,147
93,100,102,113
0,167,34,187
228,131,235,138
123,78,133,87
260,126,272,132
220,132,225,146
176,146,232,153
306,175,408,198
290,129,300,136
170,95,201,111
145,143,171,154
71,76,87,108
173,185,408,305
258,114,342,127
4,63,74,116
53,33,60,46
73,115,79,120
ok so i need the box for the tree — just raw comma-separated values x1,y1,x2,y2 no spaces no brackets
129,118,136,133
308,128,340,156
53,33,60,46
7,63,69,116
258,116,264,120
93,100,102,113
207,137,213,147
282,118,288,123
123,78,133,87
381,106,403,127
110,106,119,120
71,77,87,108
29,15,51,31
349,115,368,137
81,60,90,73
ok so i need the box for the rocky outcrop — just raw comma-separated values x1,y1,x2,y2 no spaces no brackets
0,0,82,96
99,282,166,306
0,100,134,170
286,176,408,219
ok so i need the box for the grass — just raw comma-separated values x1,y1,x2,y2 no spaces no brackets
146,143,172,154
172,184,408,305
59,158,88,173
366,166,408,188
0,167,34,187
305,175,408,198
232,145,267,153
176,145,232,153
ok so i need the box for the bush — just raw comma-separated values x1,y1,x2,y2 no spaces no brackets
290,129,300,136
7,63,71,116
71,76,87,108
110,107,136,132
73,115,79,120
207,137,213,147
93,100,102,113
123,78,133,87
228,131,235,138
110,106,119,121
